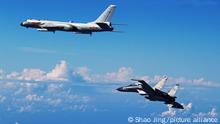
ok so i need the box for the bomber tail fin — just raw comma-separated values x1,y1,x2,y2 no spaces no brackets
95,5,116,23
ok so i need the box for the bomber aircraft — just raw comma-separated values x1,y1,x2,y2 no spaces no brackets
20,5,120,35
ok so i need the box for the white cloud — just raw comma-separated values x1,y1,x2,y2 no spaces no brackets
161,102,193,117
47,83,63,92
139,75,151,82
73,67,93,82
0,82,17,89
47,98,62,106
193,107,218,118
161,107,176,116
46,60,68,81
208,108,218,117
162,103,218,118
73,67,133,83
0,60,219,114
0,81,91,113
20,82,39,92
173,77,220,87
18,105,32,112
0,69,3,74
14,88,24,95
136,76,220,88
4,81,90,112
6,71,19,79
18,69,46,81
184,102,193,111
104,67,133,82
0,69,3,79
26,94,43,102
1,60,219,88
4,60,68,82
0,61,91,113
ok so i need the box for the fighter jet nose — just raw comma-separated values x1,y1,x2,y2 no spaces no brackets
116,87,123,91
20,22,24,26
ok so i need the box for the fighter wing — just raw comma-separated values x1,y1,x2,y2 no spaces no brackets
153,76,168,90
131,79,155,95
168,84,179,97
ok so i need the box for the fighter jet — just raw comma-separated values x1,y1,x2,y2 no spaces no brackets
20,5,119,35
116,76,184,109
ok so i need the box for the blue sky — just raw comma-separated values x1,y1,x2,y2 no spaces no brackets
0,0,220,124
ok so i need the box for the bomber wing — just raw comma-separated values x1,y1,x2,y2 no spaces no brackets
40,23,78,31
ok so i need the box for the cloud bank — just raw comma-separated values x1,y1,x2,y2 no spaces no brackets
0,60,219,113
1,60,219,88
4,60,68,82
161,102,218,118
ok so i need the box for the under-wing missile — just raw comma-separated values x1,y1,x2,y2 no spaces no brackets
37,29,55,33
37,29,49,32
